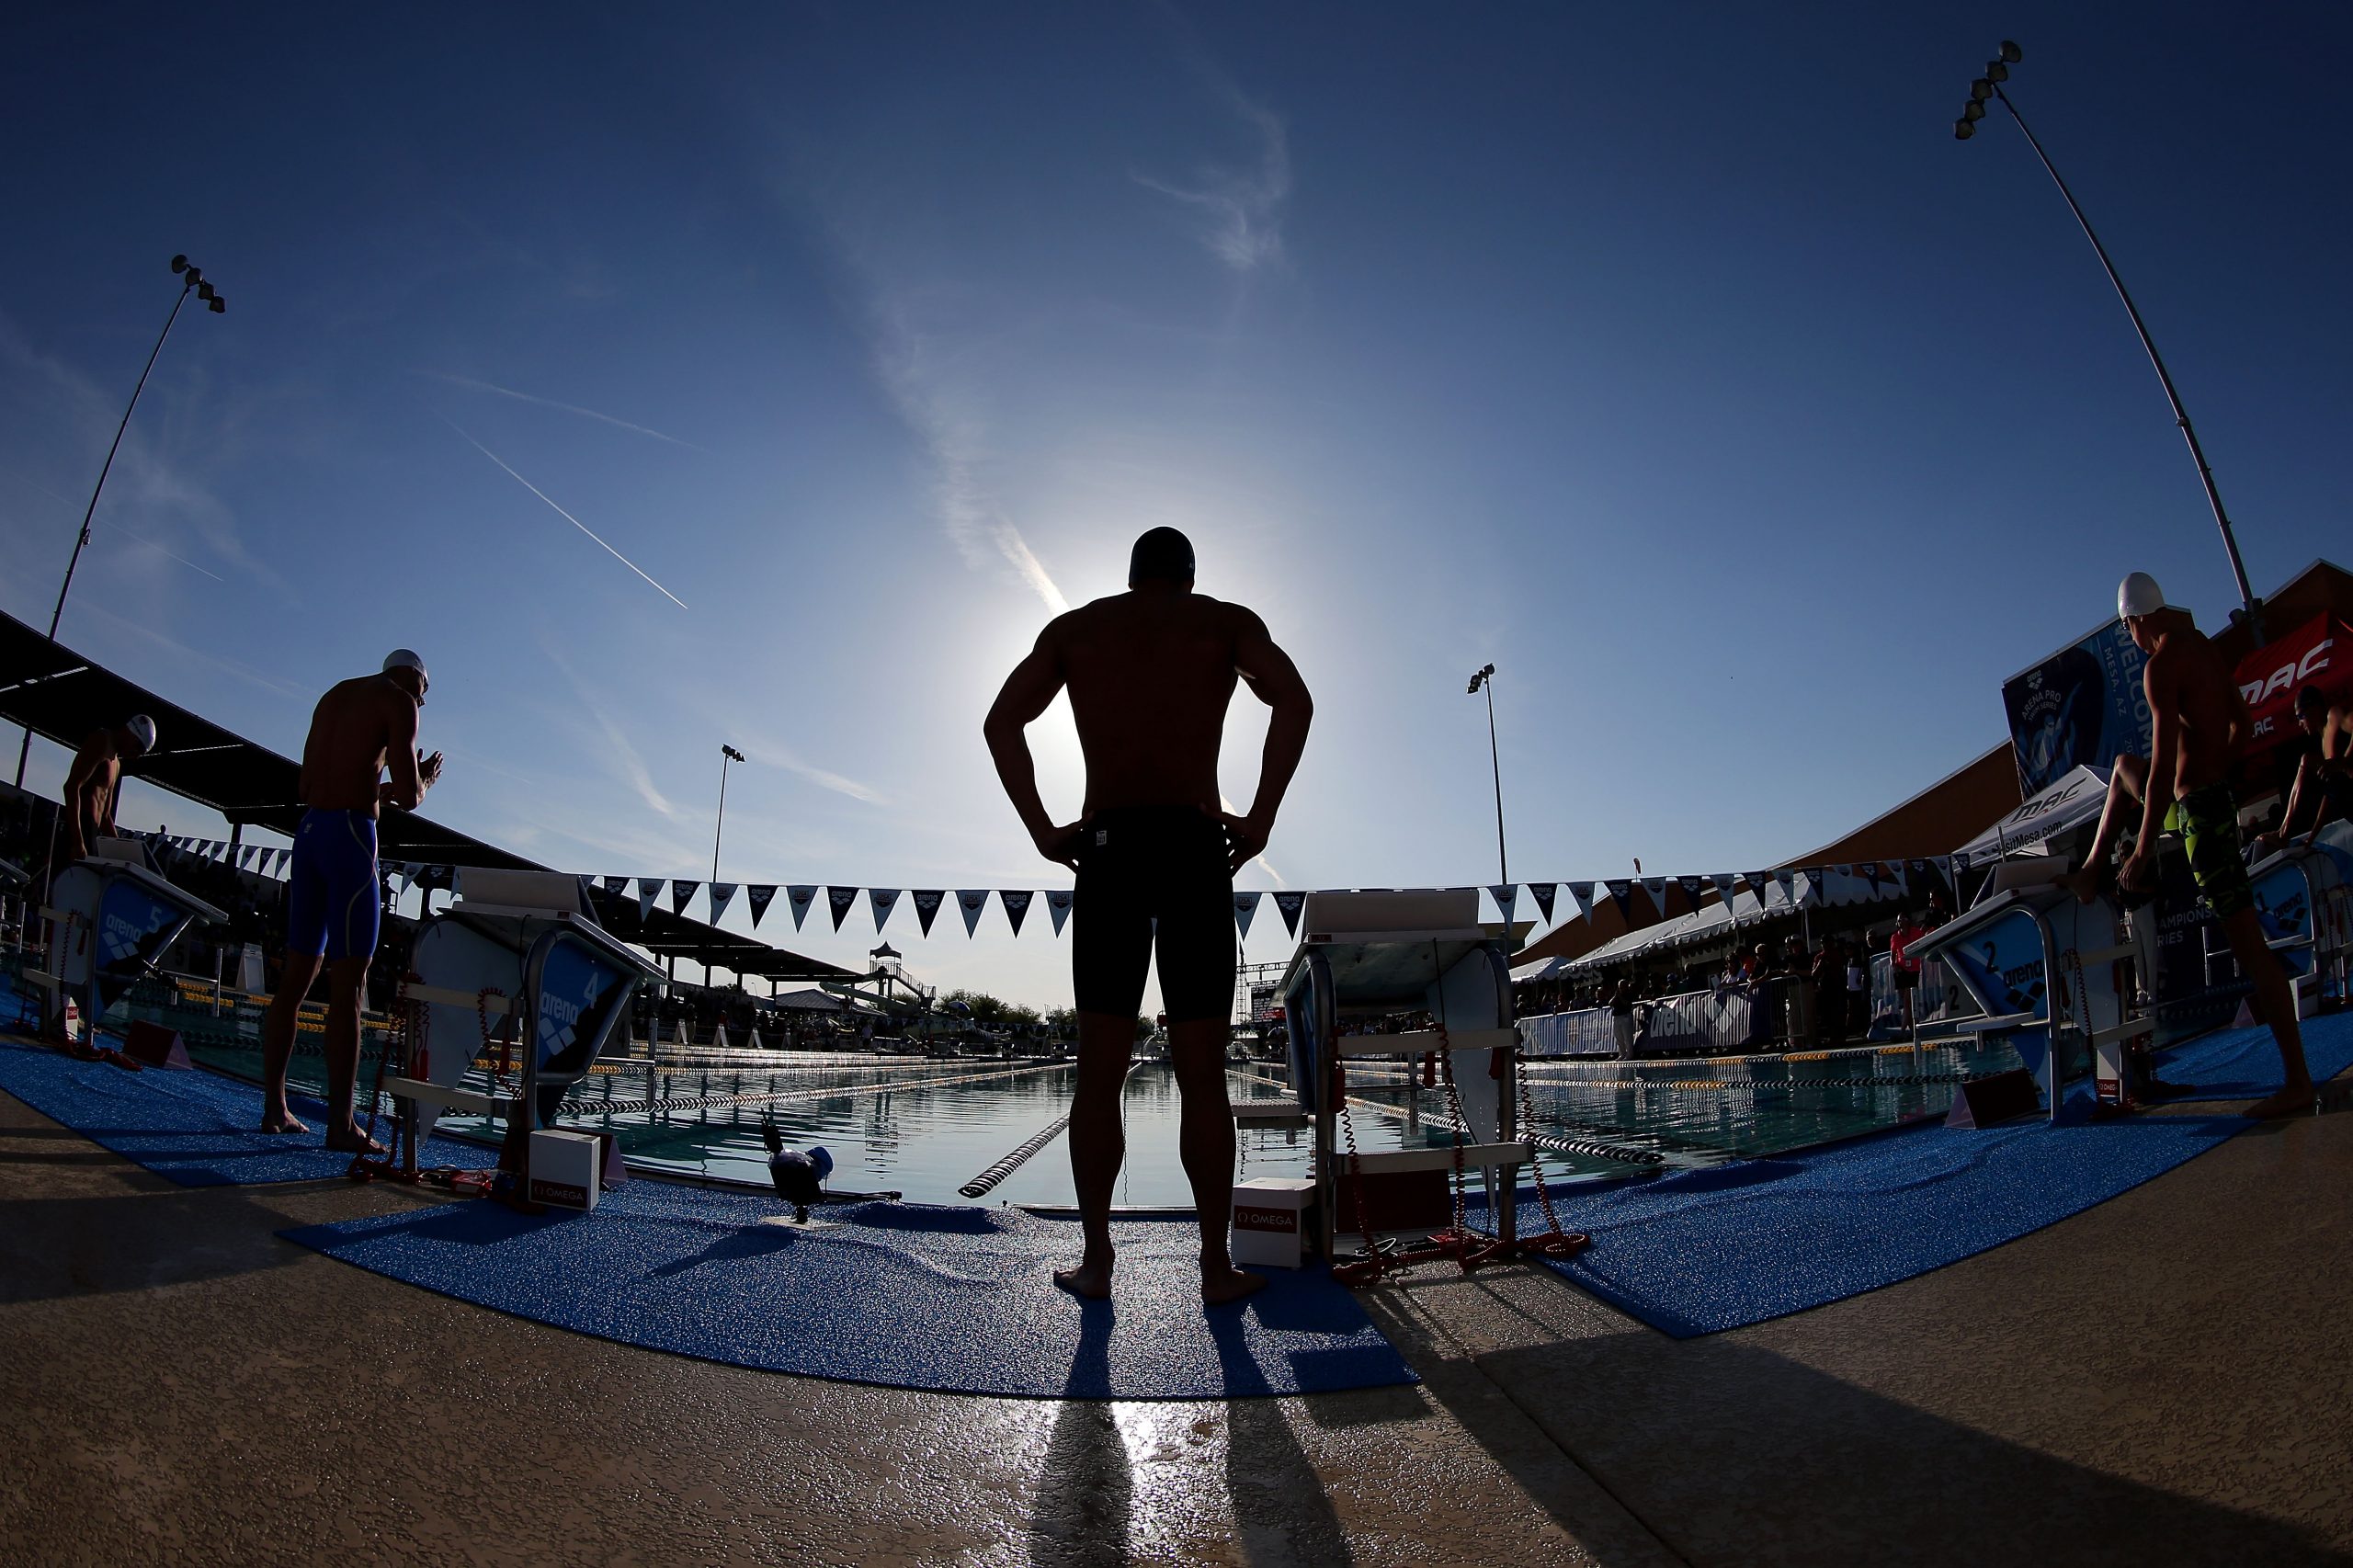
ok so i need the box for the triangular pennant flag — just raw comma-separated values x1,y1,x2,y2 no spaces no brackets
1233,890,1263,940
1641,876,1668,911
707,882,739,923
869,888,901,932
787,886,819,930
1046,889,1074,936
745,885,777,928
576,875,597,911
1711,872,1741,908
1529,882,1557,925
1274,891,1306,937
1567,882,1596,922
1487,884,1517,926
237,846,258,869
1774,869,1796,905
1604,879,1631,915
670,879,699,915
912,890,946,937
602,875,628,897
1000,890,1033,936
826,886,858,931
1676,875,1705,907
957,891,990,937
637,878,661,922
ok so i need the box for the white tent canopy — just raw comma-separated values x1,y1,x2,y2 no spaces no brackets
1953,764,2110,866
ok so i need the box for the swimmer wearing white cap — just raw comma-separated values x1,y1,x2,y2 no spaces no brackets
2063,574,2316,1117
58,714,158,865
257,650,446,1146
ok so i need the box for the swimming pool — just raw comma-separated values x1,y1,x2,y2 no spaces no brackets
133,974,2023,1207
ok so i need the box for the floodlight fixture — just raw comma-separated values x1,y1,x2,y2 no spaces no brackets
1955,119,1976,141
1962,99,1985,121
208,296,225,313
170,255,188,273
1984,61,2008,83
1972,78,1994,101
1998,40,2022,63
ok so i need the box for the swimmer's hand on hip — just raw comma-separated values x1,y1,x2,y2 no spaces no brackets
1222,811,1271,875
1033,821,1085,873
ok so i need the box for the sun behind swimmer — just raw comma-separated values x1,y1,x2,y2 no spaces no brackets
760,1120,834,1223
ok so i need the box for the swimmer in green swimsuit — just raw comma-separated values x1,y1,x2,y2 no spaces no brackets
2066,575,2313,1117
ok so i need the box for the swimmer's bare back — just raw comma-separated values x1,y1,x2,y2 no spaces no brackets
298,676,437,814
2143,619,2248,801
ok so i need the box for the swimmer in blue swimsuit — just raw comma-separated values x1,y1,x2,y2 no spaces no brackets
259,651,444,1146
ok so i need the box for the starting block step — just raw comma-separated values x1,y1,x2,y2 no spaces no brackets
381,1075,515,1119
1233,1102,1310,1129
1334,1027,1518,1059
1345,1142,1532,1176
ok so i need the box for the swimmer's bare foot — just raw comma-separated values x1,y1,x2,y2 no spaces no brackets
1053,1251,1114,1301
260,1108,310,1134
1202,1261,1267,1306
2245,1084,2316,1119
323,1122,384,1155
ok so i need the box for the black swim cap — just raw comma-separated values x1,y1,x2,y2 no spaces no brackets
1129,527,1196,587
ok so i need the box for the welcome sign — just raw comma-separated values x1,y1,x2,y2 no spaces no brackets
2003,619,2154,797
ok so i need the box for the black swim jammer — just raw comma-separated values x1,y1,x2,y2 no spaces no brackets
1071,806,1235,1025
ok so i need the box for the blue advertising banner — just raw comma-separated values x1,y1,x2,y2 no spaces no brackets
94,878,193,1015
2003,620,2153,797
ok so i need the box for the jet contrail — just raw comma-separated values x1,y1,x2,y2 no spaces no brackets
421,372,706,450
442,419,689,609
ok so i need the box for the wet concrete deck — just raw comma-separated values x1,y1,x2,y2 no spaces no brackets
4,1083,2349,1566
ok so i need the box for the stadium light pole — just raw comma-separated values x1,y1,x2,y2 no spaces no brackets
1466,664,1507,886
14,255,228,789
1953,42,2262,643
712,744,745,886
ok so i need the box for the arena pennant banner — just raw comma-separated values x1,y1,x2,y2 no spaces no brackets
1001,889,1032,936
601,875,628,898
787,886,818,930
1233,890,1262,939
1489,884,1518,926
956,890,990,937
1529,882,1557,925
869,887,901,933
707,882,739,924
912,890,945,937
745,885,777,928
1274,890,1306,937
1046,889,1074,936
1567,882,1595,922
635,879,661,922
669,879,699,916
826,886,858,932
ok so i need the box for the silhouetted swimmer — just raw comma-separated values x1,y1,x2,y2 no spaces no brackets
762,1120,833,1222
259,651,444,1149
58,714,155,865
985,527,1313,1305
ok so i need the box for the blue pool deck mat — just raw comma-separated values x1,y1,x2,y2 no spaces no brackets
281,1181,1419,1401
0,1034,498,1187
1498,1013,2353,1339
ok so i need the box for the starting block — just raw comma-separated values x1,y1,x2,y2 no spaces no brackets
386,869,664,1190
41,840,227,1040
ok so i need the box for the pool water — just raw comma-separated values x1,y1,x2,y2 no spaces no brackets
142,975,2024,1207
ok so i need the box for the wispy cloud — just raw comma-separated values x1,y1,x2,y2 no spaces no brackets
534,633,684,822
441,418,690,608
869,312,1070,614
1133,82,1290,273
738,733,888,807
418,371,706,451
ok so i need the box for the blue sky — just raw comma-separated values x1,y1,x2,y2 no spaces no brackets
6,5,2348,1007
